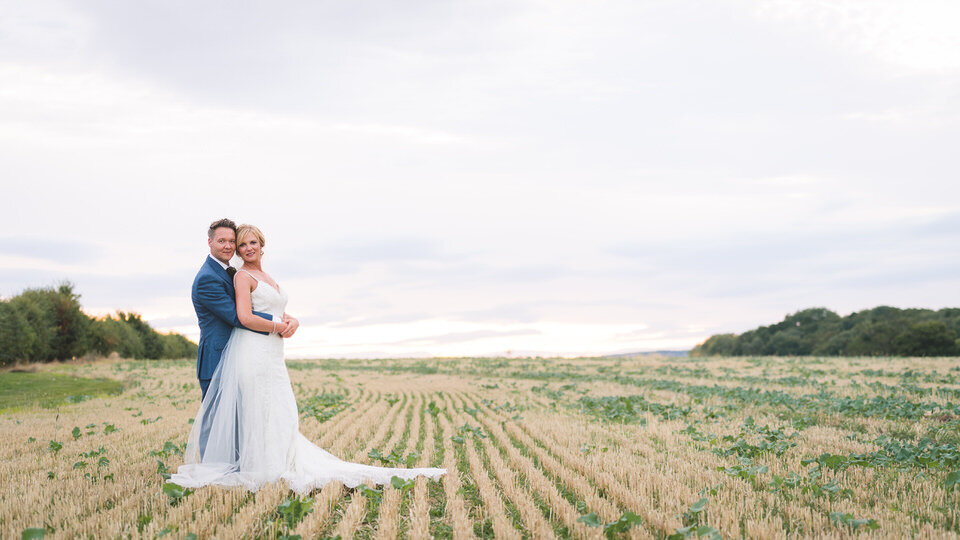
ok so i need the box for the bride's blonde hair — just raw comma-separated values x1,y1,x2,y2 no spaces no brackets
236,224,266,251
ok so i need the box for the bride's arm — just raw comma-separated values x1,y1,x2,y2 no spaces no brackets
234,272,289,334
195,274,272,331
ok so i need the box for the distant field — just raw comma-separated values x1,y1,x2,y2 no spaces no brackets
4,355,960,538
0,370,124,411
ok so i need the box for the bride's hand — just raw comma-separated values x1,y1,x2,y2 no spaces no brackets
280,316,299,338
274,319,291,335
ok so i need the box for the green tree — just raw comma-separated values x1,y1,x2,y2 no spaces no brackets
89,316,144,358
845,321,900,356
7,283,90,361
7,291,55,361
693,305,960,357
892,321,958,356
48,283,91,359
117,312,164,359
691,333,738,356
160,332,198,359
2,283,196,363
0,302,37,366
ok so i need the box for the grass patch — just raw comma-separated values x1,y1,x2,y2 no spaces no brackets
0,371,123,411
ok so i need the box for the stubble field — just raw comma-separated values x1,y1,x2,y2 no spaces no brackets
4,354,960,539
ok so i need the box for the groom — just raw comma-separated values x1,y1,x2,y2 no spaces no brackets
192,218,299,398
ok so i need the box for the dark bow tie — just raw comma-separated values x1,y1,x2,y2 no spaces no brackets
225,266,237,278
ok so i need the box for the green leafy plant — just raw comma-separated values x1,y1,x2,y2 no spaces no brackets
945,471,960,489
603,511,643,536
578,512,602,527
457,423,487,439
79,446,106,458
368,447,408,466
769,473,852,501
276,496,313,530
577,394,690,423
356,483,382,503
390,475,415,492
717,458,768,484
21,528,46,539
162,482,194,506
150,441,185,458
47,440,62,456
579,511,644,537
682,498,708,525
667,498,721,539
717,418,797,458
298,392,349,423
136,512,152,534
156,459,171,480
829,512,879,531
802,453,850,472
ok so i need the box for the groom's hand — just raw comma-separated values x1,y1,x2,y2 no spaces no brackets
280,315,299,338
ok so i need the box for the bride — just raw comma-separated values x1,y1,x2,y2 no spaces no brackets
169,224,446,494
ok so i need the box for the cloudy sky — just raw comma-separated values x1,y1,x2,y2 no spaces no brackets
2,1,959,358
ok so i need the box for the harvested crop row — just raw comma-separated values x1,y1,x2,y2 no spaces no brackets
441,392,557,539
5,412,181,534
376,391,424,540
512,407,697,524
293,392,404,537
407,392,437,539
7,406,207,537
496,410,626,524
361,391,416,539
332,391,411,540
464,421,520,539
468,398,607,540
435,394,478,539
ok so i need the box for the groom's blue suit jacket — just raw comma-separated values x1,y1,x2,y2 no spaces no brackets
192,256,272,381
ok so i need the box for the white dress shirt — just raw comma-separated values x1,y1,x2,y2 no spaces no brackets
208,254,231,271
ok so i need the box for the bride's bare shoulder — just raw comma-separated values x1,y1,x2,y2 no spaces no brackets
233,269,258,291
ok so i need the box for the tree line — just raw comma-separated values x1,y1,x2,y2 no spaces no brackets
0,282,197,367
691,306,960,357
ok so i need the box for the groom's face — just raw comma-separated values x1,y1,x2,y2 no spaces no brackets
208,227,236,264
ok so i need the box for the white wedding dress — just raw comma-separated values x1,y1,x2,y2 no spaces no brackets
169,271,445,494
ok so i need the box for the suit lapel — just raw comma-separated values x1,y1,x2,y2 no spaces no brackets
205,256,234,291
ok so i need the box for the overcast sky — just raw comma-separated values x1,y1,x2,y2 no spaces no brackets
2,0,959,358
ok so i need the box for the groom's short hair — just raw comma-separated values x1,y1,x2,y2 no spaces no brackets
208,218,238,239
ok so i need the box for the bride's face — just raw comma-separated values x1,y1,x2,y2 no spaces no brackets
237,233,262,264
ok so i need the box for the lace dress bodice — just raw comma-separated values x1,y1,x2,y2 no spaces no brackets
245,271,288,320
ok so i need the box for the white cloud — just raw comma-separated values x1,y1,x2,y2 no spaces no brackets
1,0,959,356
756,0,960,73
